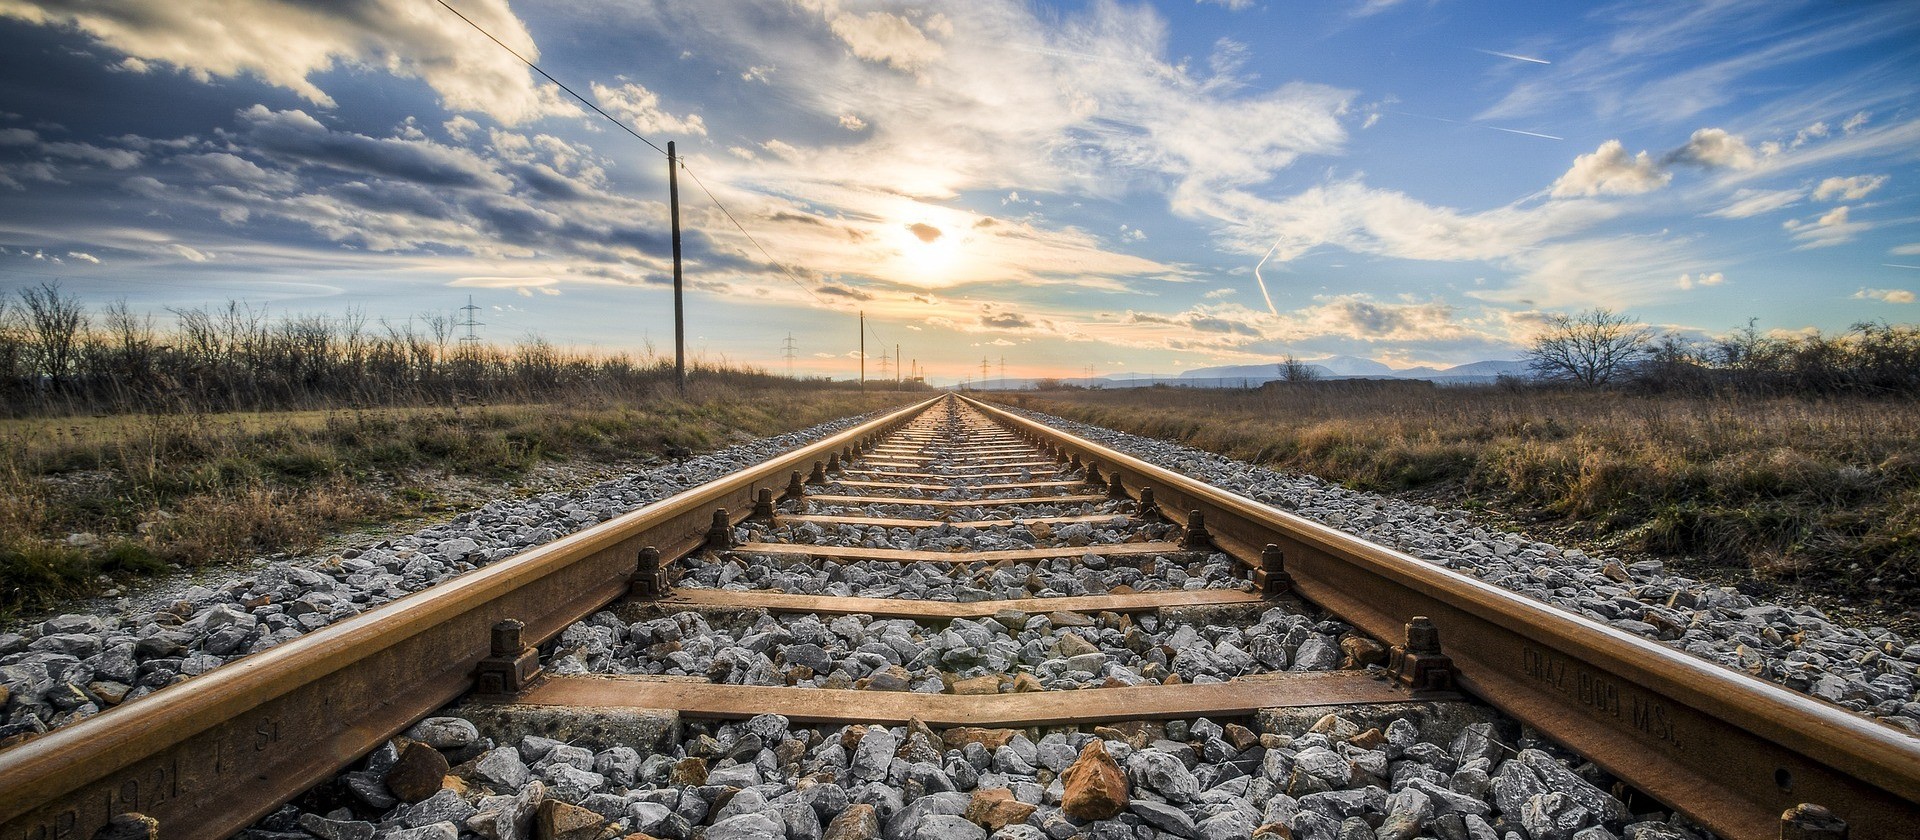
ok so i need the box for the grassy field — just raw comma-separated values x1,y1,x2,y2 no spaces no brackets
991,383,1920,626
1,383,920,618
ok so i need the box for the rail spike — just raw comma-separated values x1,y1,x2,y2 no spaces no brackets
1107,472,1127,500
1387,616,1455,692
630,545,670,599
807,460,828,485
751,487,776,520
474,618,542,695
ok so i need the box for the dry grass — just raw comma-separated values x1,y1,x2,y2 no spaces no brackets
1,382,919,617
993,383,1920,605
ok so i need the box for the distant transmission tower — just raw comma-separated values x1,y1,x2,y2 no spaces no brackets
980,357,990,386
457,295,484,343
781,333,797,377
999,356,1006,382
879,347,892,379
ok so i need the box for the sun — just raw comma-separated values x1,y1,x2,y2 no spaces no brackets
893,220,963,283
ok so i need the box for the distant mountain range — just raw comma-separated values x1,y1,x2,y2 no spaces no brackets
965,356,1529,390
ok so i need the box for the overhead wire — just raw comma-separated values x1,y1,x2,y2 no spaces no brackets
434,0,830,309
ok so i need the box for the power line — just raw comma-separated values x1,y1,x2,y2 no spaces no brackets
436,0,828,309
434,0,666,157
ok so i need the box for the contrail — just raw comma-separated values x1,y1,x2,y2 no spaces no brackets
1252,240,1282,316
1474,48,1551,65
1883,263,1920,270
1385,110,1560,141
1485,126,1563,140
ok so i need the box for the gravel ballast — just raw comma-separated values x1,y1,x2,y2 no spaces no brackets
992,404,1920,734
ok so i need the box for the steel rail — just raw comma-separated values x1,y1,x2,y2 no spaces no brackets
0,395,941,840
964,395,1920,840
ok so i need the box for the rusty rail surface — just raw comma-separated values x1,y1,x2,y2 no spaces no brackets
0,395,940,840
964,394,1920,840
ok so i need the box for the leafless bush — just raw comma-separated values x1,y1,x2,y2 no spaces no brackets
0,293,858,417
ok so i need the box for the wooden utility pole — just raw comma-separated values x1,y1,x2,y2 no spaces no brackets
669,141,685,392
859,310,866,390
896,344,901,384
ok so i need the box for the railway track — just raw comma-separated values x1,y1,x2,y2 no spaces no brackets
1,393,1916,839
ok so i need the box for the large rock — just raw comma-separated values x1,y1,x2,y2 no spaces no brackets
1060,740,1129,820
384,740,450,804
825,803,882,840
534,799,605,840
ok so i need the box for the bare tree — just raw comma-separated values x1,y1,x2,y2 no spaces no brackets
17,281,88,388
1278,355,1320,382
1526,308,1652,387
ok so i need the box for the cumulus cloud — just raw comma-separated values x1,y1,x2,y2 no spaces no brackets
825,9,944,72
1663,128,1757,170
0,0,571,124
1813,174,1886,202
1783,205,1868,249
66,251,99,263
1550,140,1669,197
590,81,706,138
1677,271,1725,290
1853,288,1915,304
907,222,942,243
838,113,867,131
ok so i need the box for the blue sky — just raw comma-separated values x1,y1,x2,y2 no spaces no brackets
0,0,1915,382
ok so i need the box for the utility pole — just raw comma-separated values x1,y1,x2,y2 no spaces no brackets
896,344,901,384
669,141,686,392
782,333,797,377
859,310,865,391
1086,364,1095,388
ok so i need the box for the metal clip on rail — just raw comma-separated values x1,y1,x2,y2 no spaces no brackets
1261,544,1294,596
781,470,808,513
630,546,670,598
1387,616,1455,692
1181,510,1214,551
1779,804,1848,840
474,619,542,695
706,508,735,550
751,488,777,520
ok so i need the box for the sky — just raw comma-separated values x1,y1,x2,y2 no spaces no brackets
0,0,1916,383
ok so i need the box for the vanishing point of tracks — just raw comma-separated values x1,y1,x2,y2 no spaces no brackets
1,394,1916,839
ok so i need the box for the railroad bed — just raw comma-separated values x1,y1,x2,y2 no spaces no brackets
0,394,1915,840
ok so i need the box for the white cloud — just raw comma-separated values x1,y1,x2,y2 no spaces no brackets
66,251,99,263
1812,174,1886,202
1709,187,1803,218
1893,243,1920,256
837,113,867,132
1551,140,1669,197
1677,271,1725,290
741,65,775,83
1197,0,1254,9
589,81,706,137
821,8,943,72
167,242,212,262
1783,205,1868,249
0,0,573,124
1664,128,1757,170
1853,287,1915,304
